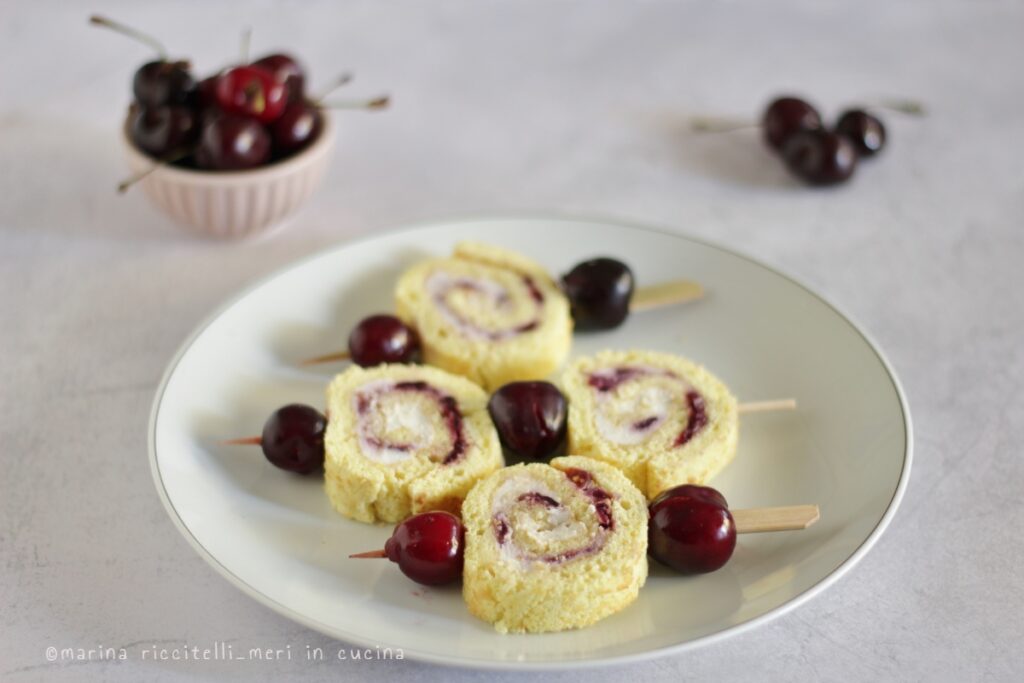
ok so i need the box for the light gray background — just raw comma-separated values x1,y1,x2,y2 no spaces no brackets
2,1,1021,680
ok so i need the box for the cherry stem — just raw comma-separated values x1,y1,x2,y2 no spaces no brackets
317,95,390,110
691,97,927,134
223,436,262,446
690,116,759,134
310,73,355,104
118,146,195,193
349,549,387,559
89,15,168,60
865,98,927,117
240,26,252,64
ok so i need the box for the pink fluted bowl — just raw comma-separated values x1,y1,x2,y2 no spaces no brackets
123,114,335,240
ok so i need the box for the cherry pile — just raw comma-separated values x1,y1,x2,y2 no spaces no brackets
91,15,386,171
762,96,886,186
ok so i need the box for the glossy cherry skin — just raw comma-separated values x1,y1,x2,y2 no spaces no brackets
384,512,465,585
649,484,736,574
133,60,194,107
196,115,271,170
129,105,199,157
487,381,567,461
835,109,886,157
270,102,322,156
561,257,635,330
762,96,822,151
194,75,220,110
214,65,288,124
782,129,856,185
781,129,857,186
347,315,421,367
260,404,326,474
252,53,305,101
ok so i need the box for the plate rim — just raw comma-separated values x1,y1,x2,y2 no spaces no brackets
148,212,914,671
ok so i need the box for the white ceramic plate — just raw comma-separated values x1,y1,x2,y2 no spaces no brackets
149,216,911,670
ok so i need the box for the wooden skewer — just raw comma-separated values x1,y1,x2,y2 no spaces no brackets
630,280,704,312
737,398,797,414
299,350,351,366
223,436,262,446
732,505,819,533
299,279,705,366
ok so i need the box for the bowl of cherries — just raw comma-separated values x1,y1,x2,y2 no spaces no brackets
93,16,387,239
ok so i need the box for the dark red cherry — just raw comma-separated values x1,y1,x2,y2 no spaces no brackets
260,404,326,474
129,105,199,157
133,60,195,107
561,257,635,330
214,65,288,124
252,53,305,101
649,484,736,574
196,115,271,170
781,129,858,186
194,75,220,111
835,109,886,157
488,381,567,461
762,96,822,151
270,102,322,156
654,484,728,510
379,512,465,586
348,315,421,367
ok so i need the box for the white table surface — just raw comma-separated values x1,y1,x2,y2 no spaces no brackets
2,1,1022,680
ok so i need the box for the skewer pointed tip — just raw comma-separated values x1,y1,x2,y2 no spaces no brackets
222,436,262,446
299,350,351,366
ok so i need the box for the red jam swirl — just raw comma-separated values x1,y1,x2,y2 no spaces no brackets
587,366,708,447
428,272,545,340
354,380,466,465
492,468,615,564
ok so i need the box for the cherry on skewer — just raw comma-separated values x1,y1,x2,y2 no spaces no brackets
300,314,419,367
561,257,635,330
223,403,327,474
350,511,465,586
649,484,819,575
487,381,568,461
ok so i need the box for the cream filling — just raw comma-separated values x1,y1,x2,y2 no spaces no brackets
424,270,537,341
490,475,595,564
352,380,434,464
594,384,674,444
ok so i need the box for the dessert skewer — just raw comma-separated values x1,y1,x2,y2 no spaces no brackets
298,277,704,366
223,366,505,524
349,472,818,633
298,242,704,374
560,350,794,499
